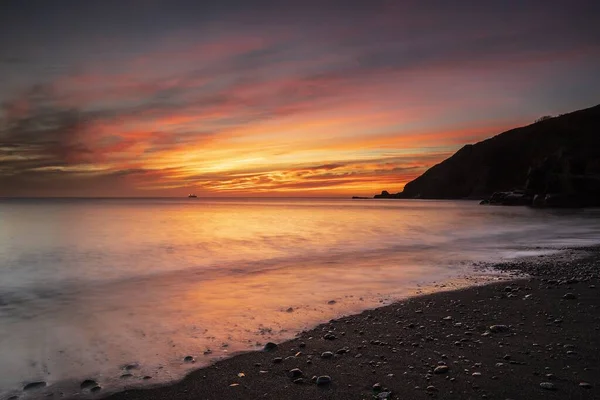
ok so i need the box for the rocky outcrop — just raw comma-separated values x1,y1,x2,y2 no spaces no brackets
373,104,600,207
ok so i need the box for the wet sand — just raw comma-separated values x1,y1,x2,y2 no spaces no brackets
81,247,600,400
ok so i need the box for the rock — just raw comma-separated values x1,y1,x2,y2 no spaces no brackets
563,293,577,300
321,351,334,359
327,300,336,305
373,382,382,391
124,363,139,370
264,342,278,351
143,376,152,380
91,386,102,393
489,324,510,333
183,355,195,363
316,375,332,385
540,382,556,390
377,392,392,400
579,382,592,389
80,379,98,390
434,365,449,374
120,374,133,379
442,316,452,321
293,378,304,384
272,357,283,363
386,106,600,204
323,333,337,340
426,385,438,392
23,382,46,391
289,368,303,378
286,307,294,312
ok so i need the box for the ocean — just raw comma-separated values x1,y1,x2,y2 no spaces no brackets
1,198,599,397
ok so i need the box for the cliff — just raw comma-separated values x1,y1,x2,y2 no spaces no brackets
374,104,600,206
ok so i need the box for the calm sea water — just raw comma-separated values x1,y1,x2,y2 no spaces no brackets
1,198,599,397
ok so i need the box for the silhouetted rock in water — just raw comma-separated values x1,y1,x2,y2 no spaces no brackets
80,379,99,390
23,381,46,391
371,104,600,207
373,190,407,199
352,196,370,199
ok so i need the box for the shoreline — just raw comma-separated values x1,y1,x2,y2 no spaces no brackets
13,247,598,400
89,247,600,400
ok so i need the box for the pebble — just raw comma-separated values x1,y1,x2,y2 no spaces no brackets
91,386,102,393
563,293,577,300
377,392,392,399
426,385,438,392
489,325,509,333
264,342,278,351
321,351,334,359
289,368,303,378
316,375,332,385
373,382,382,391
540,382,556,390
272,357,283,363
434,365,449,374
579,382,592,389
183,356,195,363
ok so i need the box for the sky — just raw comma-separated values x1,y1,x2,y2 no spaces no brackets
1,0,599,197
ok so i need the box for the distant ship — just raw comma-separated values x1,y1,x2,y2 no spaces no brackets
188,194,197,198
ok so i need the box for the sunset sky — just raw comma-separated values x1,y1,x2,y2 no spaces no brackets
1,0,599,197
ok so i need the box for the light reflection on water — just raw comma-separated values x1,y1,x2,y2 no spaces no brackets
0,198,599,397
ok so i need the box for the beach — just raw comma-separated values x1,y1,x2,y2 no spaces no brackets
94,247,600,400
2,199,599,400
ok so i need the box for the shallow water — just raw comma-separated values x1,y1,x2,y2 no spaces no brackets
1,198,599,397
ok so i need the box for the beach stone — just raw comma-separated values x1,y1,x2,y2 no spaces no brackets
143,376,152,380
264,342,278,352
426,385,438,392
80,379,98,389
120,373,133,379
124,363,139,370
23,381,46,391
579,382,592,389
442,316,453,321
377,392,392,399
540,382,556,390
373,382,382,391
293,378,304,384
434,365,449,374
327,300,336,305
289,368,303,378
272,357,283,363
183,355,195,363
563,293,577,300
316,375,332,385
489,324,509,333
321,351,334,359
